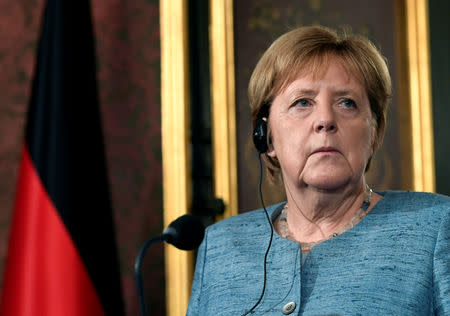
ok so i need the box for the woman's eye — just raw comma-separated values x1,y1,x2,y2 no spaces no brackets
340,98,357,109
293,99,310,107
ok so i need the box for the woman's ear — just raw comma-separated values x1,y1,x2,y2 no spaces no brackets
267,146,276,158
369,118,377,155
266,119,276,157
372,126,378,155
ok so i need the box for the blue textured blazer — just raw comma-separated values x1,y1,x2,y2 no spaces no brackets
187,191,450,315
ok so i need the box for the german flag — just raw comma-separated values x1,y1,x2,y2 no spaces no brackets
0,0,125,315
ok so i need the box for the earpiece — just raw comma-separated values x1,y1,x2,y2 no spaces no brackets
253,118,268,154
245,109,272,315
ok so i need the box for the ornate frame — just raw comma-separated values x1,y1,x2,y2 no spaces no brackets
161,1,192,315
210,0,239,220
402,0,435,191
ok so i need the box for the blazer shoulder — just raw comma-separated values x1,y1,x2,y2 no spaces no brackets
383,190,450,204
205,202,284,238
381,191,450,216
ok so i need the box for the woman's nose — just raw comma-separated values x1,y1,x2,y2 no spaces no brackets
313,106,337,133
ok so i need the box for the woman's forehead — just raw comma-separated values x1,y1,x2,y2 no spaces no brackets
277,54,365,94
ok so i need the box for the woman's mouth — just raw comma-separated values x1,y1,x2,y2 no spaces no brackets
311,147,339,155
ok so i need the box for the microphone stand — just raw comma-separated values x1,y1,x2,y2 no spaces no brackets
134,234,165,316
134,213,205,316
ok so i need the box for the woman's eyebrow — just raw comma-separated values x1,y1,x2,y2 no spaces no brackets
286,88,317,97
332,89,360,97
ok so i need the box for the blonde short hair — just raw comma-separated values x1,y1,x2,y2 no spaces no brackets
249,25,392,179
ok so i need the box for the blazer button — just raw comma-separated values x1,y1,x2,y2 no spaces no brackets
282,301,296,314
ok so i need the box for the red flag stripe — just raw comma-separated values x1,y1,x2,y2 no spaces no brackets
0,146,104,316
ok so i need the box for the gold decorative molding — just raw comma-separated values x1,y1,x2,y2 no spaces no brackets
160,1,192,315
210,0,239,219
404,0,435,192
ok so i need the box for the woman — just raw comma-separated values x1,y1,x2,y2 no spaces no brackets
187,26,450,315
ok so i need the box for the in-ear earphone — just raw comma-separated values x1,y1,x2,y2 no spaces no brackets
253,118,268,154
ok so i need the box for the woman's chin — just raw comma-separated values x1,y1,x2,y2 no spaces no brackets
302,171,352,191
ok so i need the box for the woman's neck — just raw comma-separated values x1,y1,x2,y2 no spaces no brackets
282,181,375,243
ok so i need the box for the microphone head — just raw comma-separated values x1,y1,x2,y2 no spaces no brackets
163,214,205,250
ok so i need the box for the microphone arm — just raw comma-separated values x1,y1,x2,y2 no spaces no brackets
134,214,205,316
134,234,165,316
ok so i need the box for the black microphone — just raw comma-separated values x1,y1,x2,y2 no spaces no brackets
135,214,205,316
162,214,206,250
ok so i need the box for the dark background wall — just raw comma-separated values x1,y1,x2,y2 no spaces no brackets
0,1,165,315
233,1,450,213
429,0,450,196
234,0,405,212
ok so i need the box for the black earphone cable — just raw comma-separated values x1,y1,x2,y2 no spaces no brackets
241,153,274,316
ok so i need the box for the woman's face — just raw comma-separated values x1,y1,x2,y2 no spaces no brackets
267,58,374,191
